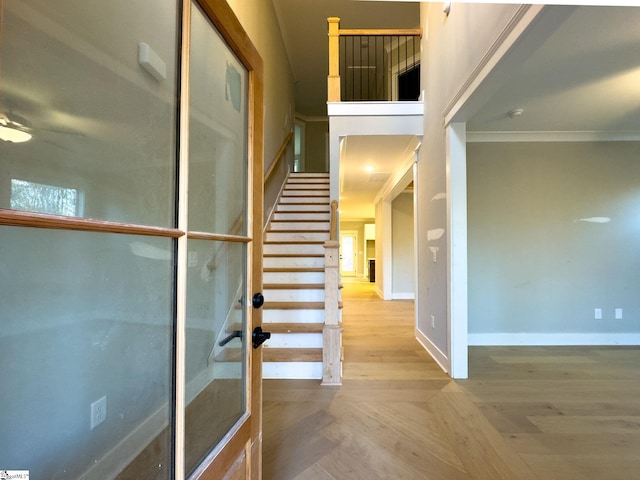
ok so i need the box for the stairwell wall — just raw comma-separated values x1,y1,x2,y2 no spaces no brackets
227,0,296,226
416,3,524,375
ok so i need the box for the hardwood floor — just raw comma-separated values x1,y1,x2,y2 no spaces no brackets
262,280,640,479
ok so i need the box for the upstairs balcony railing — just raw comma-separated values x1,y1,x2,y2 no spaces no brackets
328,17,422,103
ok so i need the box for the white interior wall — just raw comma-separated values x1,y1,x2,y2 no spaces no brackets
417,2,529,377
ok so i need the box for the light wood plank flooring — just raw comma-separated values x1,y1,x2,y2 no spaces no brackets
262,280,640,479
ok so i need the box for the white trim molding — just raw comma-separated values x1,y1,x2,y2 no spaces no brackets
467,130,640,143
416,327,450,374
469,333,640,346
446,123,468,379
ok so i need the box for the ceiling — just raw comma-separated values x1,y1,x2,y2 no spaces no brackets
272,2,640,221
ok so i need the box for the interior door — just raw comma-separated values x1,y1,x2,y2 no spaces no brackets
340,231,358,277
182,1,264,479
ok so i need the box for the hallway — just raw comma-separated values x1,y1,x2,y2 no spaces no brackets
262,280,527,479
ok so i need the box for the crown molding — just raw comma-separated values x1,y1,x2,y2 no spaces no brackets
467,130,640,143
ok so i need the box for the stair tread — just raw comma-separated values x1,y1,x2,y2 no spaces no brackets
263,348,323,362
274,212,329,216
264,267,324,272
265,322,324,333
268,230,330,233
264,283,324,289
278,203,330,206
264,254,324,258
264,301,343,310
271,219,329,222
265,241,325,245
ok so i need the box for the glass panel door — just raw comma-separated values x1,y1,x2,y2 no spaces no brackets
184,3,250,476
0,0,261,478
0,1,179,478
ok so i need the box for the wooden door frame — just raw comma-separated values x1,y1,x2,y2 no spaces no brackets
186,0,264,478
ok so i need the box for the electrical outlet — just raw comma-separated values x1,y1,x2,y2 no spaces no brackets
615,308,623,320
91,396,107,430
594,308,602,320
431,315,435,328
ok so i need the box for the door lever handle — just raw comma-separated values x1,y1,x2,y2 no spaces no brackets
219,330,242,347
252,326,271,349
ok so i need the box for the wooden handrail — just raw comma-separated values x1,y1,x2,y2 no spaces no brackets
339,28,422,36
329,200,338,241
206,213,245,270
263,130,294,185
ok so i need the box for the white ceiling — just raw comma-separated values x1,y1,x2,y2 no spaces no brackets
466,6,640,133
273,2,640,221
339,135,419,219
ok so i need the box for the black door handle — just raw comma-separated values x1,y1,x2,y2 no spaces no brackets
252,292,264,309
252,326,271,349
218,330,242,347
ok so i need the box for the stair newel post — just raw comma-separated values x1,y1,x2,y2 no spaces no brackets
322,200,342,385
327,17,341,103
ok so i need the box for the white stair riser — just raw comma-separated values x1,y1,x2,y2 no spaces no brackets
263,271,325,283
277,205,330,212
279,197,329,204
285,184,329,190
263,309,325,323
264,243,325,255
288,176,329,182
262,362,322,380
265,231,329,242
289,173,329,178
282,190,329,197
264,289,325,302
269,221,330,231
273,212,331,221
263,256,324,268
264,333,323,349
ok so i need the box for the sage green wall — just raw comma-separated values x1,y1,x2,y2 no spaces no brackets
467,141,640,336
305,120,329,172
227,0,296,222
392,192,414,296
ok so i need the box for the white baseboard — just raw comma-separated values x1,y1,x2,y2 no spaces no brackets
374,285,384,299
468,332,640,346
415,327,450,374
391,292,415,300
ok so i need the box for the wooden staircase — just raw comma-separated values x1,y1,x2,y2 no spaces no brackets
262,172,338,379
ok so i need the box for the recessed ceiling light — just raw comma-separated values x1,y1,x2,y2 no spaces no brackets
365,165,375,173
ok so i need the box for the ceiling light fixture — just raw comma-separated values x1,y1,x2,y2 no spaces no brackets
0,124,32,143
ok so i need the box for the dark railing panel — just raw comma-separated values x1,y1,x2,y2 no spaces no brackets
339,34,420,102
